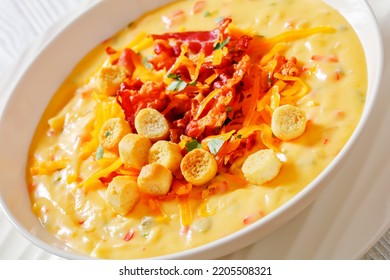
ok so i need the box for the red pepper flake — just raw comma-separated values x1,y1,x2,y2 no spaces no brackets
336,110,346,118
323,138,329,145
191,1,206,14
162,9,186,29
243,211,264,225
311,54,339,63
243,216,253,225
334,69,343,80
327,55,339,63
124,229,135,242
106,46,117,55
311,55,322,61
180,225,190,235
99,171,118,186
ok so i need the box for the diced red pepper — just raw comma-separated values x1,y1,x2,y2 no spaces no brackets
311,54,339,63
191,1,206,14
162,9,186,29
105,46,117,55
124,229,135,241
99,171,118,185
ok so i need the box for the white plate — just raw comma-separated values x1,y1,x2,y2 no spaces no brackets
0,0,388,259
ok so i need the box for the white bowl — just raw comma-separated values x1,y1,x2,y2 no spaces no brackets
0,0,383,259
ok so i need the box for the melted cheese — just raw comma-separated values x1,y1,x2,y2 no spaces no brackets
26,0,367,259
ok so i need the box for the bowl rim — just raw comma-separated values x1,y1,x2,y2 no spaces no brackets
0,0,384,260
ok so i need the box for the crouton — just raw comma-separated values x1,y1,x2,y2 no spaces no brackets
134,108,169,141
96,65,127,96
118,133,152,169
137,163,173,196
180,149,217,186
242,149,282,185
271,104,307,141
148,140,183,172
99,117,131,150
106,176,140,215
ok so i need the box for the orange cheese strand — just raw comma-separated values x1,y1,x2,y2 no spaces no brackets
80,157,123,190
266,26,336,44
178,195,193,227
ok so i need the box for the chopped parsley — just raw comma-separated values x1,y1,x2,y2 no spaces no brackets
214,36,231,51
167,80,188,91
167,73,181,79
96,145,104,160
167,74,188,91
142,57,153,70
188,81,197,86
185,139,202,152
104,131,111,137
204,11,212,17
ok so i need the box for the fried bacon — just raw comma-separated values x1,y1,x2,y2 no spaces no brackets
148,17,232,71
115,17,312,166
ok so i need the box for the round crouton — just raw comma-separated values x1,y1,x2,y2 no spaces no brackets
242,149,282,186
180,149,217,186
99,117,131,150
96,65,127,96
118,133,152,169
148,140,183,172
271,104,307,141
137,163,173,196
134,108,170,141
106,176,140,216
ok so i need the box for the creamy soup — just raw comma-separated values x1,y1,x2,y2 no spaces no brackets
27,0,367,259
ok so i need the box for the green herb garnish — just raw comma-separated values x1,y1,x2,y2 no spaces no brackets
96,145,104,160
214,36,231,50
167,74,188,91
142,57,153,70
185,139,202,152
167,73,181,79
204,11,212,17
167,80,188,91
207,138,225,155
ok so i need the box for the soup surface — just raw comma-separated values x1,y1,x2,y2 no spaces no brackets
27,0,367,259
